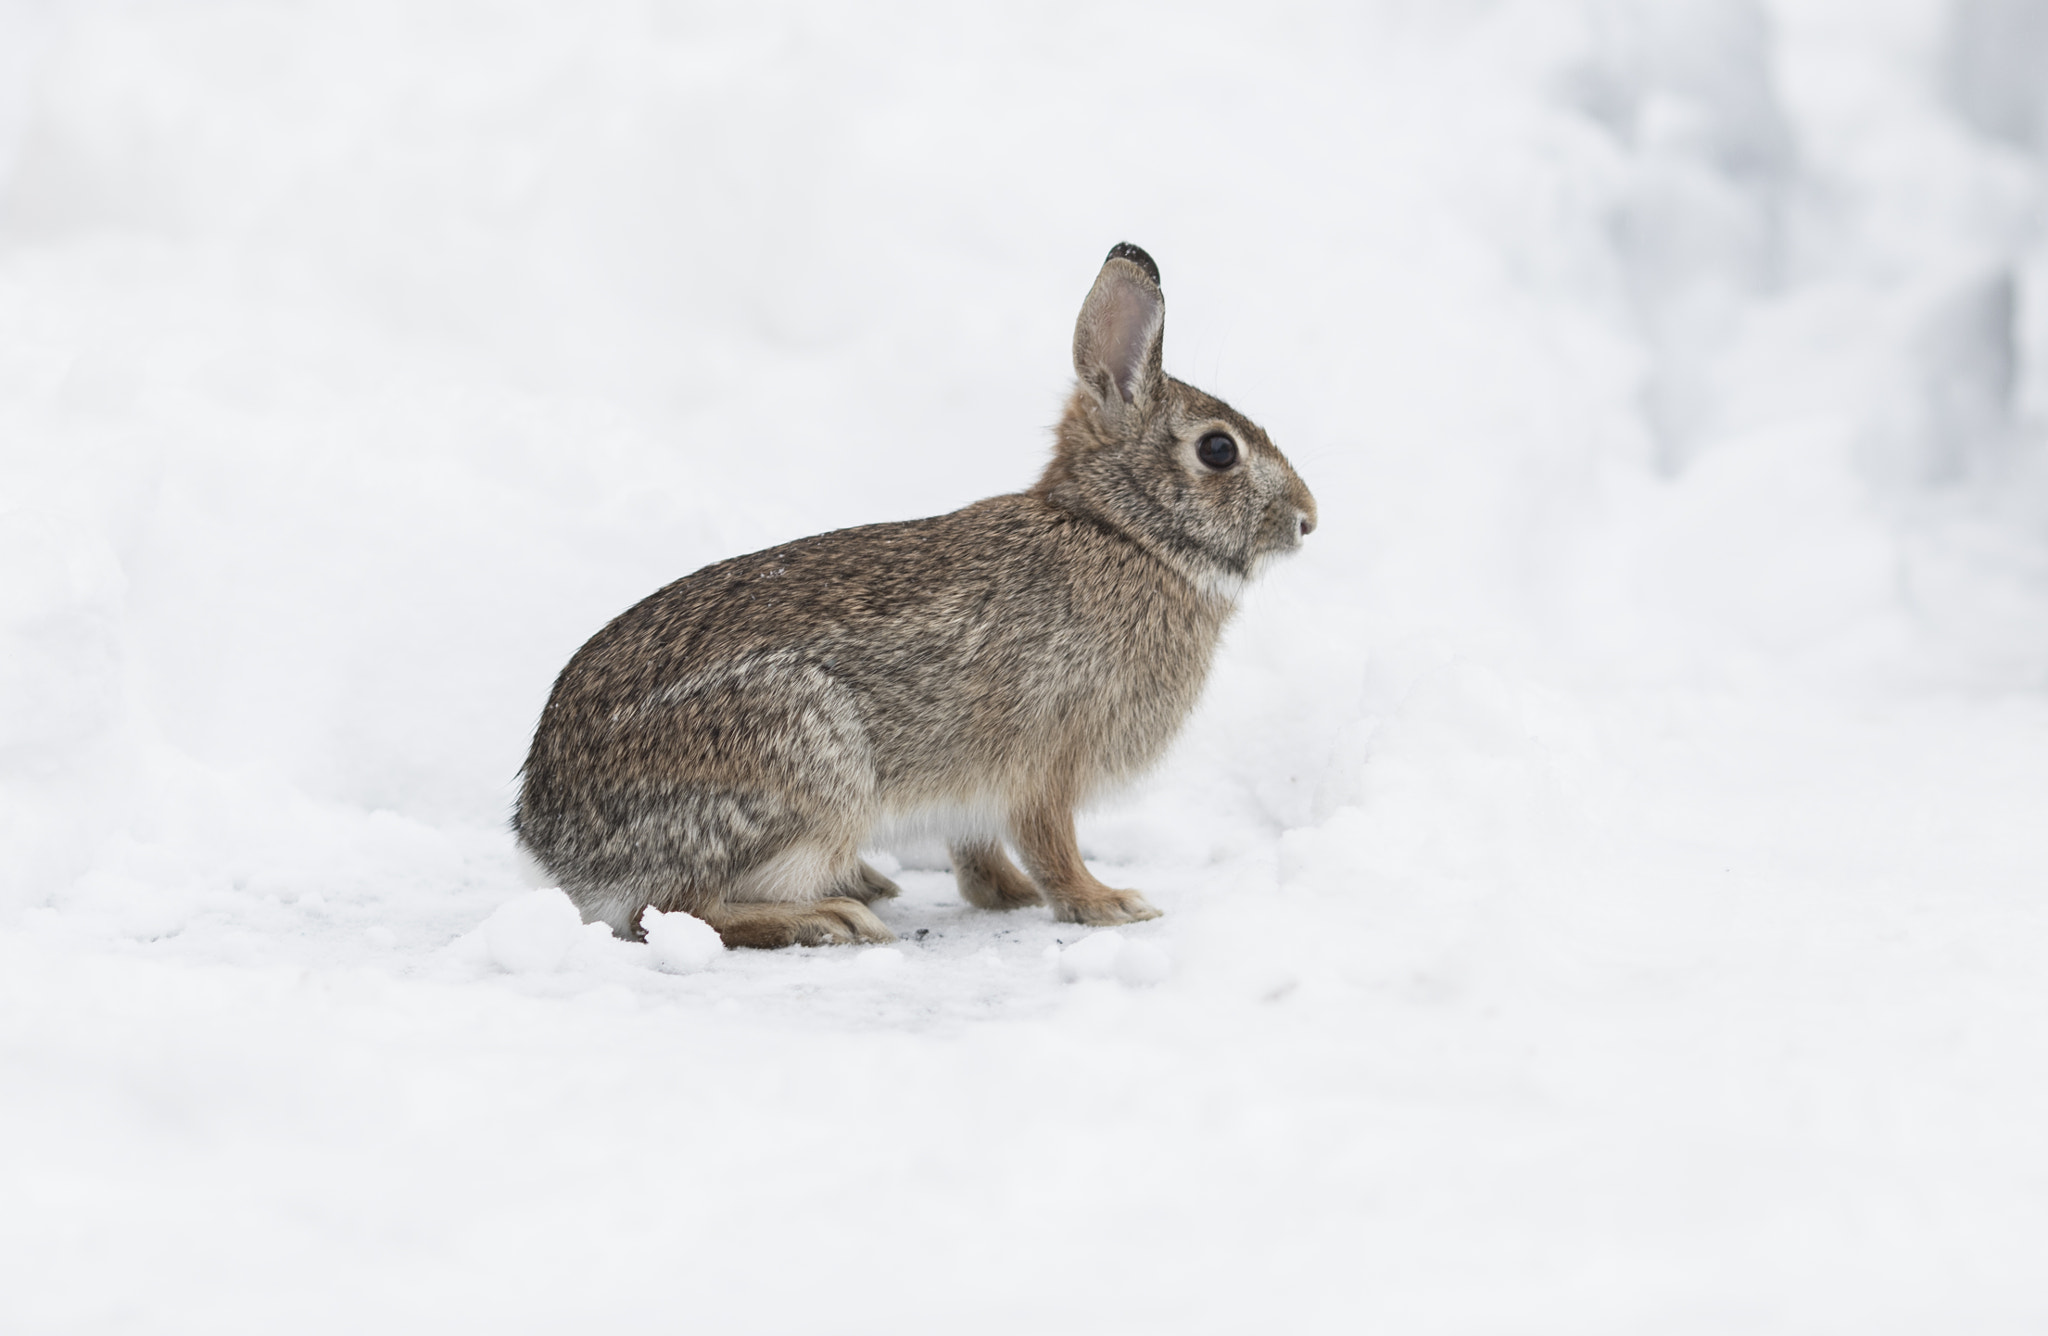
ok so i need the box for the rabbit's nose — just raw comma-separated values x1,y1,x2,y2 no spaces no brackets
1297,511,1316,538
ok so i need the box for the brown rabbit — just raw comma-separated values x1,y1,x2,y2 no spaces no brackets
514,244,1316,948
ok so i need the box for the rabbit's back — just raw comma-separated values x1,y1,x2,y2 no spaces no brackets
521,492,1228,836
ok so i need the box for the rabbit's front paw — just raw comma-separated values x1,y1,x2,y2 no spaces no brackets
1053,889,1162,926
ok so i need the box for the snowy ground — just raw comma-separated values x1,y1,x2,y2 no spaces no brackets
5,1,2048,1331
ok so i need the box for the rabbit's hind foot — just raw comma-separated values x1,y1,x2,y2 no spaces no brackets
698,898,896,950
950,839,1044,911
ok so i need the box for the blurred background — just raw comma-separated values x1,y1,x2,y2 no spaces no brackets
4,1,2048,1329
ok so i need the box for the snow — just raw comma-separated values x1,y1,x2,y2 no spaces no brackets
641,903,724,974
480,887,586,974
1056,930,1172,986
4,0,2048,1330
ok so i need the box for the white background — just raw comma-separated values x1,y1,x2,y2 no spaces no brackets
4,1,2048,1330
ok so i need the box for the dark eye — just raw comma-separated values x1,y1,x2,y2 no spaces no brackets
1196,432,1238,470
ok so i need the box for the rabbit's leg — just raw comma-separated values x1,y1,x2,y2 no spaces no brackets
839,859,902,904
950,839,1043,910
696,898,895,949
1012,804,1161,925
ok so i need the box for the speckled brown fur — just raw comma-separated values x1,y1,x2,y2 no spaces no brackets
514,245,1316,947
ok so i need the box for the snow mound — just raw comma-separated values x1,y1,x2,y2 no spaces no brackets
641,906,723,974
481,888,584,975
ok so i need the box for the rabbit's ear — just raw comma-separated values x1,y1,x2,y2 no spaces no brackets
1073,243,1164,417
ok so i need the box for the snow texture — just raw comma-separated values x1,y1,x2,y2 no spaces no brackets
4,1,2048,1331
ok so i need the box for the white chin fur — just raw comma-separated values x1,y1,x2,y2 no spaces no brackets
1195,567,1249,603
1200,543,1300,603
1248,543,1302,580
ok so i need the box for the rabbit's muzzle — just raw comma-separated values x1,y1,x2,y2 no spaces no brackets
1259,469,1318,558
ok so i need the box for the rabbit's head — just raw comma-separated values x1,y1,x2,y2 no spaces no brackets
1036,243,1316,599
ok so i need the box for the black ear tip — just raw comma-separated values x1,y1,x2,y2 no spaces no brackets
1104,242,1160,287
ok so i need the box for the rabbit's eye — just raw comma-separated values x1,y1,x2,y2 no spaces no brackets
1196,432,1238,470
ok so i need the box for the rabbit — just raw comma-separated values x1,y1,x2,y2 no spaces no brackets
513,243,1316,948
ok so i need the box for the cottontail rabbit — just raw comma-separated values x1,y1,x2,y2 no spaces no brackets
515,244,1316,948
